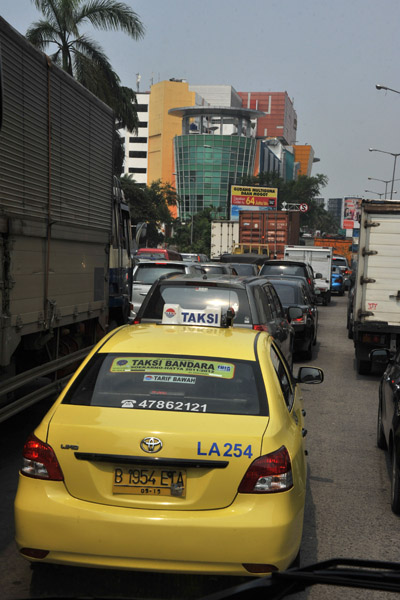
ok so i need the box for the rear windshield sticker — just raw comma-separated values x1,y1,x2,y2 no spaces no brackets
143,375,196,384
120,399,208,412
111,357,235,379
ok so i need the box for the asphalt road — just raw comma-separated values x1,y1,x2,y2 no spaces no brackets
0,295,398,599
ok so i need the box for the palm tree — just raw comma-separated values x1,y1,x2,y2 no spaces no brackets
26,0,145,131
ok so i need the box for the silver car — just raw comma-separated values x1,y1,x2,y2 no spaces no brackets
130,260,200,319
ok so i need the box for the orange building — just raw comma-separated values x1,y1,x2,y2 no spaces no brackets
147,80,197,217
293,145,316,176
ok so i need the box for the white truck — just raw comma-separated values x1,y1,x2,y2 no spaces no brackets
210,220,239,259
284,245,333,305
352,200,400,374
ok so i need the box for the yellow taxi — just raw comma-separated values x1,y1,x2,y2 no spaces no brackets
14,304,323,576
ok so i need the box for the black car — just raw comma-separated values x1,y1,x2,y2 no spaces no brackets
372,347,400,514
134,274,302,367
192,263,239,276
267,278,318,360
259,260,318,296
226,263,259,276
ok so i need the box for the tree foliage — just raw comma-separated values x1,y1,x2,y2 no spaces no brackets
171,208,213,255
121,176,178,247
27,0,145,131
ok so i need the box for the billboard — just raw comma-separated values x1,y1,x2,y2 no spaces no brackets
343,197,361,230
230,185,278,220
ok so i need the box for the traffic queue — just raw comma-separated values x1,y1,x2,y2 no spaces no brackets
15,242,400,577
14,253,324,576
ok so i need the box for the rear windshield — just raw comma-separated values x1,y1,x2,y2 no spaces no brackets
332,258,347,267
202,265,229,274
63,353,267,416
260,264,307,277
271,283,301,305
133,264,186,284
231,264,257,276
136,252,167,259
140,284,252,325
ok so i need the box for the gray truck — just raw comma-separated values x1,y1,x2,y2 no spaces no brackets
352,199,400,374
0,18,131,420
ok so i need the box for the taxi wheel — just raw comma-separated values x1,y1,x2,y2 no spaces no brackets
391,445,400,515
289,550,301,569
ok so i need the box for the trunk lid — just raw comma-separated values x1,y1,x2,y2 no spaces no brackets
47,405,268,510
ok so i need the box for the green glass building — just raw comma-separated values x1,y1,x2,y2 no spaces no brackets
169,106,264,221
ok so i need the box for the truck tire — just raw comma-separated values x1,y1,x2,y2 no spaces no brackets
304,340,313,360
347,322,353,339
356,357,371,375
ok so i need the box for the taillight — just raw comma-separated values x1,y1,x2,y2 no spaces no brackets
292,313,306,324
253,324,268,331
133,318,141,324
21,434,64,481
238,446,293,493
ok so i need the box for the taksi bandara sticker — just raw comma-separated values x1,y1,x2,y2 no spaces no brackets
111,357,235,378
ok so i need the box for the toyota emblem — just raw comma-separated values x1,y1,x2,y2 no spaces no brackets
140,437,163,453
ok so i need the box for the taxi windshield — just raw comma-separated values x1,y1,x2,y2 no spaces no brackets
63,353,268,416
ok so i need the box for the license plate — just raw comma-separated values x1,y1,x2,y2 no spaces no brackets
113,466,186,497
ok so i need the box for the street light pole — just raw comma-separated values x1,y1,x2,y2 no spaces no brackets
367,176,400,199
376,84,400,95
369,148,400,199
364,189,396,199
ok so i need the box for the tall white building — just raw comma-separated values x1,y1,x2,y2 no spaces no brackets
119,92,150,186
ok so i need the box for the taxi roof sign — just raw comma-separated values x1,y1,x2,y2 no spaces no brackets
162,304,222,327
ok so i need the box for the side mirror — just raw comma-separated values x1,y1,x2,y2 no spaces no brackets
296,366,324,384
287,306,303,322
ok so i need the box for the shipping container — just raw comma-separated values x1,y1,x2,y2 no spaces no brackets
239,211,300,258
313,237,353,265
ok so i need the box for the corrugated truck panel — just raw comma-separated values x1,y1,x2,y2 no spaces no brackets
0,17,113,231
359,213,400,324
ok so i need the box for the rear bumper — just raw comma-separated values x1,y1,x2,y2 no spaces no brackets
15,474,305,576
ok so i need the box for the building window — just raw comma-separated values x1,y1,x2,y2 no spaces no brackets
129,151,147,159
129,167,147,174
129,137,147,143
135,104,149,112
138,121,148,128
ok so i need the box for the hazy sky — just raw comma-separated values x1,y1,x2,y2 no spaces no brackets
2,0,400,201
